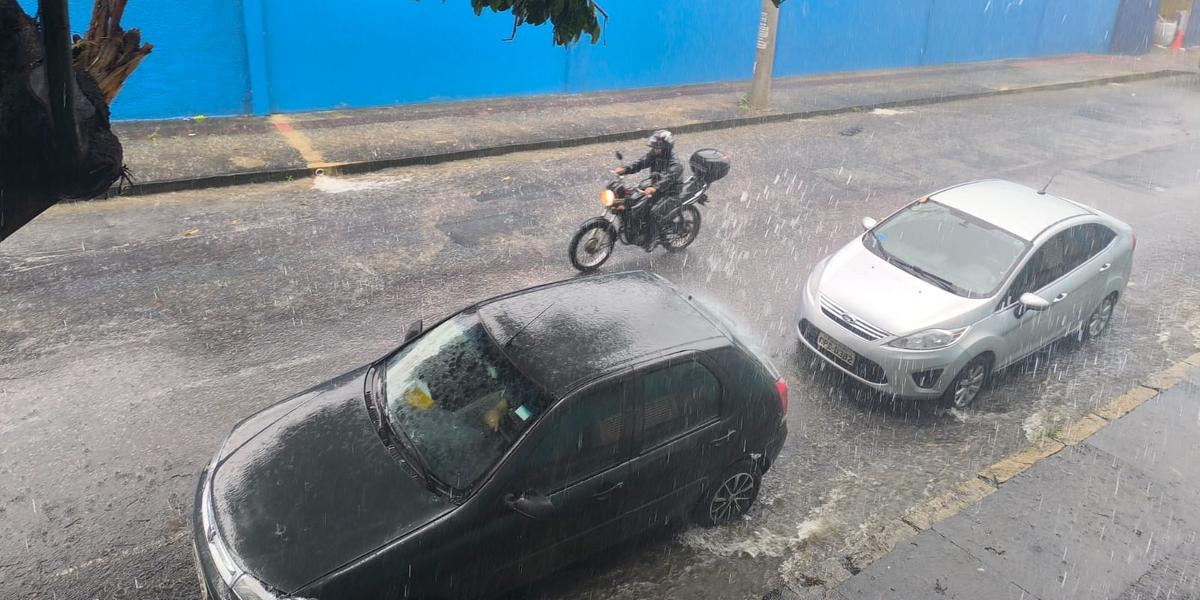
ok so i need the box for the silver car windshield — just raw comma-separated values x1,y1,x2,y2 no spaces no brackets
863,200,1028,298
384,313,549,490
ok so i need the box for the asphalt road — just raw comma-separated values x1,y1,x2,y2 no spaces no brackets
2,75,1200,600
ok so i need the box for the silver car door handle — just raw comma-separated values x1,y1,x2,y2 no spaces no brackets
1053,292,1069,303
1098,263,1112,272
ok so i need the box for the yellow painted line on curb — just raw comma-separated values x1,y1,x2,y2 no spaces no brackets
828,354,1198,587
1143,360,1196,391
1093,385,1158,421
268,114,327,168
1053,413,1110,445
901,477,997,531
979,440,1066,485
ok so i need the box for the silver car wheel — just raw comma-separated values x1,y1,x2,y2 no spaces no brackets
1087,296,1115,339
952,362,987,408
709,472,755,524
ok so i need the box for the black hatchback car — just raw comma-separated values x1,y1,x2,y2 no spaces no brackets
193,271,788,600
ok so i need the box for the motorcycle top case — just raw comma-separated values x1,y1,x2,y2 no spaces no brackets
690,149,731,184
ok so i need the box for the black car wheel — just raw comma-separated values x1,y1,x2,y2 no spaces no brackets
696,459,760,527
1081,293,1117,342
941,354,992,409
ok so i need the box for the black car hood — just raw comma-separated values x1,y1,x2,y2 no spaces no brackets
211,367,452,593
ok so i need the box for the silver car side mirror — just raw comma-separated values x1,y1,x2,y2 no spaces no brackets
861,217,878,231
1019,293,1051,312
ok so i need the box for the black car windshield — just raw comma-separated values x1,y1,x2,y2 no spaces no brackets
383,312,549,490
863,200,1028,298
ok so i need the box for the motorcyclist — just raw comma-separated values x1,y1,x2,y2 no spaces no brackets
613,130,684,249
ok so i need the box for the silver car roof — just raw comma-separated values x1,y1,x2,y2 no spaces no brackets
931,179,1092,241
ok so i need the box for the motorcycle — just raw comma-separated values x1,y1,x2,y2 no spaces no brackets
568,147,731,272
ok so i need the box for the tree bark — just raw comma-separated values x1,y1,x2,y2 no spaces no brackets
0,0,128,243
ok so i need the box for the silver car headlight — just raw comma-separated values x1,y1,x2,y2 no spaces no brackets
887,327,967,350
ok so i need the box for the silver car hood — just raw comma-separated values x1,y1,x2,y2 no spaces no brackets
815,240,987,336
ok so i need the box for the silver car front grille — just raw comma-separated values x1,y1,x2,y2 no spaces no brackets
819,295,892,341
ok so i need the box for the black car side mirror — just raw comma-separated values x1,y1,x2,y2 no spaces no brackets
505,491,555,520
403,319,423,343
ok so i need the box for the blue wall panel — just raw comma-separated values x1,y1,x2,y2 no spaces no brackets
923,0,1048,64
1036,0,1122,54
19,0,252,120
564,0,758,93
15,0,1132,119
774,0,934,77
259,0,567,113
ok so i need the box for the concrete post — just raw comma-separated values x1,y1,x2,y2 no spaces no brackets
748,0,781,111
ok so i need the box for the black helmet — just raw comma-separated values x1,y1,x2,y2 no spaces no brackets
647,130,674,153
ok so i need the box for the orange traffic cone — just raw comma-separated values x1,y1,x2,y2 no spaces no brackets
1170,24,1185,51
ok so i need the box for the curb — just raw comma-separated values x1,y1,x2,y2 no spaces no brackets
802,350,1200,596
106,69,1192,199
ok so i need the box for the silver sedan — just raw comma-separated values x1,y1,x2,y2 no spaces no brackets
796,179,1134,408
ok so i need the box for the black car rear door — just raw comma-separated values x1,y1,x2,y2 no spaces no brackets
620,352,736,535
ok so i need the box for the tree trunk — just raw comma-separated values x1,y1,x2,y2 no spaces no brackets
0,0,135,243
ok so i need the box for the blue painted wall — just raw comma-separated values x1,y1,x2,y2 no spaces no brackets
258,0,567,113
564,0,758,93
775,0,934,77
18,0,1133,120
1036,0,1122,55
18,0,251,119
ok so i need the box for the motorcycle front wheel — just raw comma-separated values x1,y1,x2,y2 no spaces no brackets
663,206,702,252
569,220,616,272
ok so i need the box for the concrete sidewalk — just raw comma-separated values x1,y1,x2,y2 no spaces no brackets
109,51,1198,196
830,363,1200,600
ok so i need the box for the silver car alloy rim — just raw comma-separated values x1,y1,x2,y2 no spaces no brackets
709,472,755,523
1088,298,1114,338
954,363,986,408
576,228,612,267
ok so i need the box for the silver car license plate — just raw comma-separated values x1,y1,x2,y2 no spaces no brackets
817,331,856,367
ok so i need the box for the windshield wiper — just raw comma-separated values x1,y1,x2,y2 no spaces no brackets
885,256,959,293
369,366,440,490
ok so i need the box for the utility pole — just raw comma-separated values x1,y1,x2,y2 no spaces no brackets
748,0,781,111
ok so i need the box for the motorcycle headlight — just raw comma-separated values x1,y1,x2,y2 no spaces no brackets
887,327,967,350
600,189,616,207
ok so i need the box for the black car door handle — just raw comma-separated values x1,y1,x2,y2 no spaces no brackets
710,429,738,447
592,482,624,500
1098,263,1111,272
1052,292,1069,303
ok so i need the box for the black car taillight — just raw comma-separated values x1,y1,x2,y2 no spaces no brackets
775,378,789,416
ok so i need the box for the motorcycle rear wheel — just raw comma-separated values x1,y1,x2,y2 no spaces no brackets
663,206,702,252
569,221,616,272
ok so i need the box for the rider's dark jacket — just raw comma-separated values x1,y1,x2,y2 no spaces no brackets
624,149,685,200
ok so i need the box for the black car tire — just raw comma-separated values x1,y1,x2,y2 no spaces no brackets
695,459,760,527
940,354,992,409
1080,293,1118,342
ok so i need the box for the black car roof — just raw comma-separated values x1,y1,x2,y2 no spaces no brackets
477,271,727,398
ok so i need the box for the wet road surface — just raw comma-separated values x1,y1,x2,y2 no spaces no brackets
2,76,1200,599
